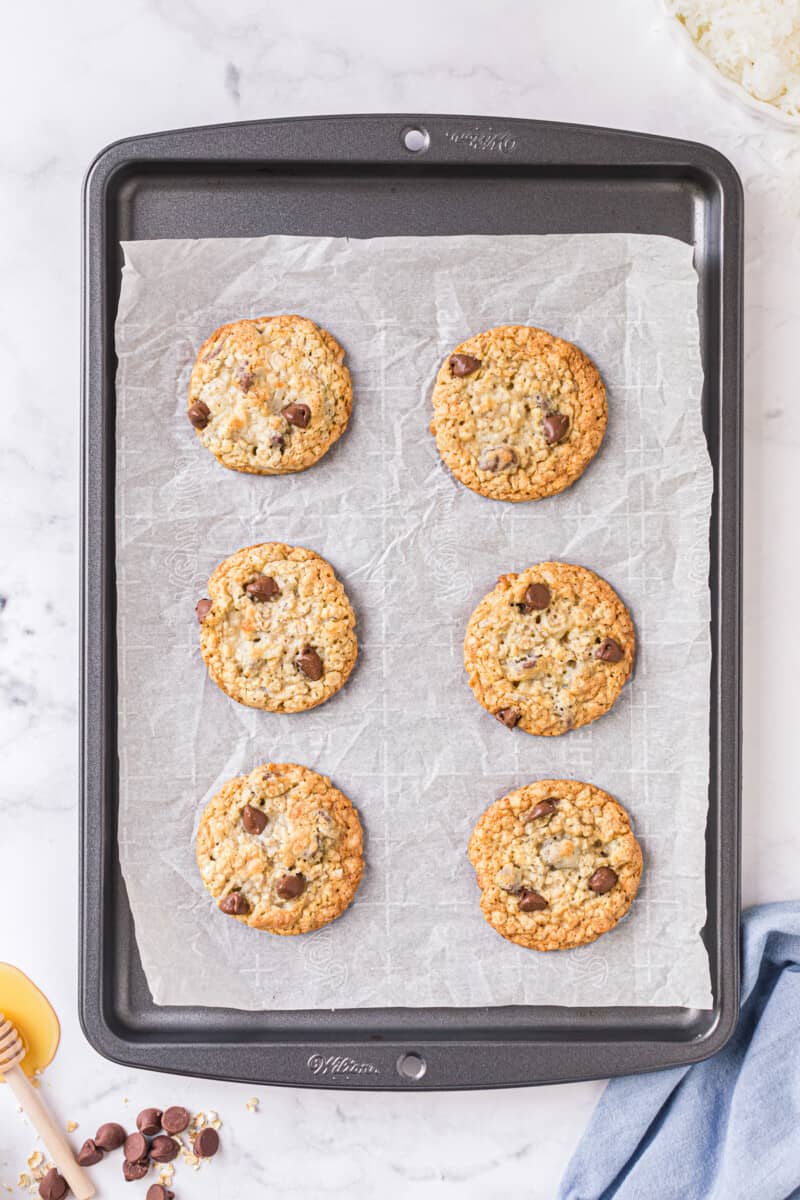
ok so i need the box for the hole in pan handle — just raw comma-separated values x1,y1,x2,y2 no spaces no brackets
396,1051,427,1081
402,126,430,153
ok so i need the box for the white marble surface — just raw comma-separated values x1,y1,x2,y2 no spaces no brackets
1,0,798,1195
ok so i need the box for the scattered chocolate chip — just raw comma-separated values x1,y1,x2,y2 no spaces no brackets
449,353,481,377
242,803,268,835
149,1135,179,1164
193,1127,220,1158
136,1108,163,1137
219,891,250,915
588,867,618,894
188,401,211,430
282,402,311,428
196,597,212,623
518,889,548,912
123,1159,150,1182
595,637,624,663
95,1122,127,1151
147,1186,175,1200
124,1132,149,1163
38,1168,68,1200
276,872,306,900
542,412,569,444
161,1106,190,1135
522,582,551,611
295,645,323,680
525,799,557,821
245,574,279,601
494,707,520,729
271,434,286,450
235,364,253,391
477,445,517,473
77,1138,103,1166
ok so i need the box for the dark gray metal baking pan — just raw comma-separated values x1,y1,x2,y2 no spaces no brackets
81,114,742,1090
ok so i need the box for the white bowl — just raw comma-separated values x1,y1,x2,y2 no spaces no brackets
661,3,800,129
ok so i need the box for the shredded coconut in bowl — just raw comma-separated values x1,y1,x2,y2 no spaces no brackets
666,0,800,118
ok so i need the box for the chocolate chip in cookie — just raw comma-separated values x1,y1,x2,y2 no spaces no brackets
235,365,254,392
588,867,618,894
245,574,280,601
478,445,517,473
196,597,212,623
219,891,250,915
188,400,211,429
525,799,557,821
494,707,520,729
242,803,268,835
595,637,624,663
543,412,569,444
276,873,306,900
449,353,481,377
295,645,323,680
520,582,551,612
282,402,311,428
518,889,548,912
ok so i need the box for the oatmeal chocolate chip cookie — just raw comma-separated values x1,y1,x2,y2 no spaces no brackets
197,763,364,935
468,779,642,951
187,315,352,474
463,561,634,736
430,325,607,501
198,542,357,712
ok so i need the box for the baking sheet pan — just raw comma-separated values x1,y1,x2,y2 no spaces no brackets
81,114,742,1089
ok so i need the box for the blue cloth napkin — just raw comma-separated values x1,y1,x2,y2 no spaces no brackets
559,903,800,1200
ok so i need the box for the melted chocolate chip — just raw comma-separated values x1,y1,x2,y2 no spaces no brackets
242,803,268,835
588,867,618,894
245,574,279,601
295,645,323,680
188,401,211,430
596,637,624,663
196,597,212,623
283,403,311,428
235,364,253,391
219,892,250,915
521,583,551,612
449,353,482,377
477,445,517,473
495,707,520,729
276,873,306,900
518,889,548,912
542,412,569,444
525,799,557,821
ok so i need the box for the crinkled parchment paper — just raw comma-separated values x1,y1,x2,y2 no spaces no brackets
115,232,712,1009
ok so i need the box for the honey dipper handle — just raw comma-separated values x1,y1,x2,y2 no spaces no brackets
4,1064,95,1199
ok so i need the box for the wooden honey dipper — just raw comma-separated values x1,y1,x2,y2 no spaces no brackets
0,1012,94,1199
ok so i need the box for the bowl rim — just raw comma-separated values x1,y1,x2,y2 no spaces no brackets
662,3,800,129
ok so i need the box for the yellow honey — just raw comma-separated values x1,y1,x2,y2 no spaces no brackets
0,964,60,1080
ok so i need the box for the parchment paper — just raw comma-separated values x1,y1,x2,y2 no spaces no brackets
115,232,713,1010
